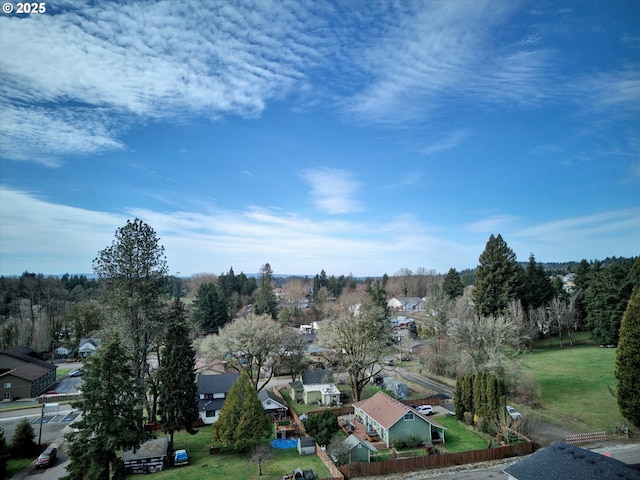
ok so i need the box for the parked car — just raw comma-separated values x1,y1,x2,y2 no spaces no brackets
69,369,82,377
36,445,57,468
174,449,188,466
507,405,522,420
415,405,434,415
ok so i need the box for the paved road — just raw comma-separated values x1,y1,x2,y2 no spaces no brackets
394,367,454,398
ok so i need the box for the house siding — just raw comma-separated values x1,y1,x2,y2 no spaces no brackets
2,375,31,399
389,414,432,446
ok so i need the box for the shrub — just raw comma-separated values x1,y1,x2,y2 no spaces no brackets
303,410,339,446
10,419,37,458
463,412,473,426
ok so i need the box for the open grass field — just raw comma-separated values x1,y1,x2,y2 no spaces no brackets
522,336,626,433
126,426,331,480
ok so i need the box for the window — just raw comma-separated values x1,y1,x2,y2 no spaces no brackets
3,382,11,389
213,392,225,399
403,412,414,421
206,410,217,418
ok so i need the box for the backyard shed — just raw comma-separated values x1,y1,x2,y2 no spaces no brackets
297,437,316,455
122,437,168,474
342,434,378,463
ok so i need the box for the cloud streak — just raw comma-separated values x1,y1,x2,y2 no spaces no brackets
2,187,637,277
301,168,364,214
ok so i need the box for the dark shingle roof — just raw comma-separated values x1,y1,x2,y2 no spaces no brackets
301,369,334,385
298,437,315,447
503,442,640,480
258,389,287,409
197,373,239,395
1,363,51,381
199,398,226,412
1,349,57,371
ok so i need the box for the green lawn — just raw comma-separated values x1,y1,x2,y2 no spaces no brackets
126,426,331,480
7,458,33,478
56,367,72,378
522,343,626,433
435,415,489,453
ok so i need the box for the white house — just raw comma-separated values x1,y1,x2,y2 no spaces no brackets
387,297,426,312
78,338,101,357
54,346,72,358
197,373,239,424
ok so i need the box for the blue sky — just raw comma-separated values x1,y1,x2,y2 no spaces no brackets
1,0,638,278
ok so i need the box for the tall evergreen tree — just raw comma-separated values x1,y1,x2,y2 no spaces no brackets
93,218,169,411
615,286,640,429
442,268,465,300
365,279,390,318
158,299,199,454
472,234,523,317
192,282,229,334
454,374,474,421
253,263,278,319
584,260,634,345
211,371,271,452
521,253,554,312
63,337,145,480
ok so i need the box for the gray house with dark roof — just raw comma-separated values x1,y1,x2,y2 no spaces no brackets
504,442,640,480
0,348,57,399
197,373,239,424
258,388,288,420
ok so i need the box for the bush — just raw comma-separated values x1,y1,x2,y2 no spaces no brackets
463,412,474,426
303,410,339,446
10,419,37,458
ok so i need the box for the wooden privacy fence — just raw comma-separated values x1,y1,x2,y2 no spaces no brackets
315,443,345,480
338,442,533,478
565,431,607,444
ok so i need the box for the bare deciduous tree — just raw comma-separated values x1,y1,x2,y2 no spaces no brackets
200,314,305,392
319,294,393,401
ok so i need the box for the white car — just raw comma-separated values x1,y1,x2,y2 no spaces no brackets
415,405,434,415
507,405,522,420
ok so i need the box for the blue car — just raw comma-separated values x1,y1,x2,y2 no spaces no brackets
174,449,188,466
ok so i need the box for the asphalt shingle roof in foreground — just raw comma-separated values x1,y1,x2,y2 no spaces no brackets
503,442,640,480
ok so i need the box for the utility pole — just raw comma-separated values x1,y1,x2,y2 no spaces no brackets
38,402,45,446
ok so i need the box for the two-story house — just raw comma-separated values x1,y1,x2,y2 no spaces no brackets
0,347,57,399
197,373,239,424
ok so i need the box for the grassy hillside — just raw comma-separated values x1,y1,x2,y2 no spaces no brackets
522,338,627,433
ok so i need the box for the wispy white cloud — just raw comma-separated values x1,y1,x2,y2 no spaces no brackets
573,69,640,115
339,1,556,122
465,215,519,234
514,209,640,242
0,187,124,272
2,187,636,276
0,186,468,276
421,130,469,157
300,168,364,214
0,0,323,164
